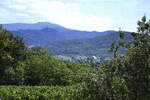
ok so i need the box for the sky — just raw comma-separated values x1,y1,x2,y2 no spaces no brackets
0,0,150,32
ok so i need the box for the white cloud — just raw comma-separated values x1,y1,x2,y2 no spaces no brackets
1,0,150,31
9,5,27,10
55,13,113,31
0,0,114,31
0,8,36,23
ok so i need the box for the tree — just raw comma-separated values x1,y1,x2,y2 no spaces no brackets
108,16,150,100
80,16,150,100
123,16,150,100
24,47,73,86
0,25,26,85
110,28,126,58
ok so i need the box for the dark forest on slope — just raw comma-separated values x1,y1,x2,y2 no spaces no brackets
47,31,132,56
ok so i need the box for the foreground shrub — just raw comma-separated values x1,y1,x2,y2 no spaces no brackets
0,86,80,100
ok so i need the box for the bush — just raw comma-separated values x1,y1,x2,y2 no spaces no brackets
0,86,80,100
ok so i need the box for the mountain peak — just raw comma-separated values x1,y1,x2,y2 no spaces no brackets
36,22,52,25
3,22,66,31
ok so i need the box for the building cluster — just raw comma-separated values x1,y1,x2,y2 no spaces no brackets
53,55,110,62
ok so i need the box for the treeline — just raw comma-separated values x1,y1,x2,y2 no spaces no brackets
0,25,95,85
0,16,150,100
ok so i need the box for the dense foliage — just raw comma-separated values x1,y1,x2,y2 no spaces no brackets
79,16,150,100
0,25,26,85
0,25,96,86
0,86,79,100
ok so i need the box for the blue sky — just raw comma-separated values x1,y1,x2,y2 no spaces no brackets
0,0,150,31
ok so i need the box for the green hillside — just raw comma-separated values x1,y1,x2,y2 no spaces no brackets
47,31,132,57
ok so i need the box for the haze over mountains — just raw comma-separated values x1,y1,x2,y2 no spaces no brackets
47,31,131,57
3,22,66,31
3,22,112,46
2,22,132,57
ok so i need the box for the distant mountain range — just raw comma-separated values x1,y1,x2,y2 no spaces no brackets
2,22,132,57
3,22,112,46
47,32,132,57
3,22,66,31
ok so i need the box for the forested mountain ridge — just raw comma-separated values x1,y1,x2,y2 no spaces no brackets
3,22,111,45
47,31,132,57
12,28,67,46
12,28,111,46
2,22,132,57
